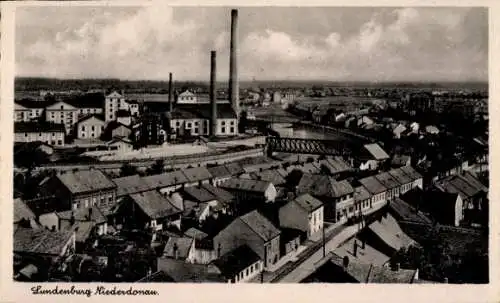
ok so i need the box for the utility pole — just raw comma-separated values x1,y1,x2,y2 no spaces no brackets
322,223,326,258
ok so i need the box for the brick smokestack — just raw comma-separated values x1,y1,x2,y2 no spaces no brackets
168,72,173,112
210,51,217,137
229,9,239,120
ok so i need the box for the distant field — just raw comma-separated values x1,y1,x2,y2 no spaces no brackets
296,96,379,107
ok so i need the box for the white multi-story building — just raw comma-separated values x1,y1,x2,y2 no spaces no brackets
279,193,324,239
14,122,65,146
105,91,128,122
76,114,106,139
14,100,45,122
45,101,79,135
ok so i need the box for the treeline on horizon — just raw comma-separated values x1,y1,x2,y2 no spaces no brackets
15,77,488,93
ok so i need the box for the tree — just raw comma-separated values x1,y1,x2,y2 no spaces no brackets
120,163,138,177
147,159,165,175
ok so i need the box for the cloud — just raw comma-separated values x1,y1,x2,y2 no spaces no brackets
15,6,487,82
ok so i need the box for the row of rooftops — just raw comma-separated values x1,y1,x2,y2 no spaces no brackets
359,166,422,195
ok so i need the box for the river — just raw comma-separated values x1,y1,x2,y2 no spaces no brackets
271,122,353,141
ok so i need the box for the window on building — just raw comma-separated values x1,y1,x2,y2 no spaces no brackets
39,133,42,137
221,127,226,133
58,140,62,145
246,268,249,276
60,105,64,110
91,133,95,138
176,121,180,126
24,133,27,137
221,121,226,126
187,122,192,128
91,126,95,131
81,133,85,138
82,126,86,131
194,121,199,126
109,115,113,119
256,263,259,270
230,127,235,133
230,121,235,126
194,128,199,134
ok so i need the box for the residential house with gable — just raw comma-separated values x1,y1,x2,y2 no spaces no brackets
279,193,324,239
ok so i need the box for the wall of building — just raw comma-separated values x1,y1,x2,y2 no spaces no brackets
14,131,65,146
105,94,127,122
264,184,277,203
77,117,105,139
45,102,79,134
216,119,237,136
73,189,116,210
233,260,263,283
15,108,43,122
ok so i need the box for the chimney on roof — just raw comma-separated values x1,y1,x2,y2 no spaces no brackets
210,51,217,138
168,72,173,112
353,240,358,257
229,9,240,121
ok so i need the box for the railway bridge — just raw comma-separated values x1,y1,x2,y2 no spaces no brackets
265,136,361,157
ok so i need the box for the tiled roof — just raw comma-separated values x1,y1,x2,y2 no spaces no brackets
250,170,286,186
157,257,225,282
325,156,352,173
224,163,245,176
391,155,411,167
112,175,151,197
359,176,387,195
74,221,94,243
57,206,107,224
14,198,35,223
220,178,272,194
388,168,413,185
201,184,234,204
354,186,372,202
368,266,417,283
375,172,401,190
207,165,231,178
399,166,422,181
368,214,416,251
240,210,281,241
389,197,433,225
182,167,212,183
363,143,390,160
184,227,208,240
14,227,73,255
435,173,486,199
297,174,354,198
182,186,216,203
57,169,116,194
212,245,261,279
142,170,188,189
173,104,237,119
14,122,66,133
163,237,193,259
334,238,390,266
15,99,45,109
292,193,323,212
76,114,105,124
129,190,181,219
330,253,372,283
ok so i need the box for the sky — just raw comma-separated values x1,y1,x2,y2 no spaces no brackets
15,6,488,82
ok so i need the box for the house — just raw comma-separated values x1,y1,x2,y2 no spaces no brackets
106,137,134,152
388,197,433,225
224,162,245,177
156,257,225,283
39,205,107,236
75,114,105,139
358,176,387,210
14,198,38,229
40,169,117,212
400,188,463,226
184,227,209,240
14,99,45,122
353,186,372,215
425,125,440,135
112,175,151,200
170,104,238,137
334,237,390,266
207,165,232,186
280,228,302,257
358,143,390,171
392,123,407,139
361,213,417,257
296,174,354,223
14,227,76,280
142,170,188,195
410,122,419,133
163,236,195,261
374,172,402,201
211,245,263,283
182,167,213,187
323,156,353,175
249,169,286,187
388,167,419,196
391,154,411,168
14,141,55,156
357,116,374,127
307,253,418,283
45,100,79,134
214,210,281,268
181,186,226,218
279,193,324,239
118,190,182,231
201,184,235,214
220,178,277,206
14,122,65,146
105,91,128,122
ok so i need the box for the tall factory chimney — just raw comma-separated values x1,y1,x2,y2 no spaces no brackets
229,9,240,120
210,51,217,137
168,72,173,112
